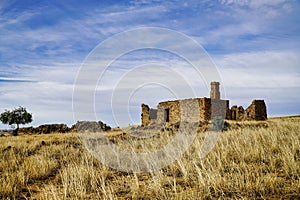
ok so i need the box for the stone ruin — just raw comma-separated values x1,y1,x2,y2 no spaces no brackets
230,100,267,121
19,124,71,134
141,82,267,126
18,121,111,134
72,121,111,132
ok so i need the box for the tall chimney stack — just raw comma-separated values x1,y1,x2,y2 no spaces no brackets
210,81,220,100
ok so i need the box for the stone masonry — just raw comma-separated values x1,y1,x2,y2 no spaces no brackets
141,82,268,126
141,104,151,126
245,100,267,120
210,81,220,100
229,100,267,121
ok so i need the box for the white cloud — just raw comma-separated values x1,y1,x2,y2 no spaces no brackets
0,62,81,129
214,50,300,112
220,0,289,8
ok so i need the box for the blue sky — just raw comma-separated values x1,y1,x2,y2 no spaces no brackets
0,0,300,128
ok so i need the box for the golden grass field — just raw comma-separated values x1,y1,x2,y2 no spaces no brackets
0,117,299,199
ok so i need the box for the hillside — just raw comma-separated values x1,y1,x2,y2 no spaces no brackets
0,117,299,199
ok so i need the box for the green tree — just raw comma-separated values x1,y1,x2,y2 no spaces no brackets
0,106,33,136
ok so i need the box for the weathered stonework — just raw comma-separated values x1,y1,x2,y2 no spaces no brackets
157,100,180,124
141,104,150,126
230,105,245,121
211,99,228,119
245,100,267,120
141,82,267,126
199,98,211,122
210,81,220,100
141,97,229,125
228,100,267,121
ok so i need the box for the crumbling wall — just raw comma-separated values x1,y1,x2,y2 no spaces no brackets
19,124,70,134
199,98,211,122
142,98,268,126
211,99,228,120
180,98,201,123
73,121,111,132
19,121,111,134
199,98,228,122
157,100,180,124
140,82,268,126
230,105,237,120
141,104,151,126
153,98,212,124
149,109,157,120
228,100,267,121
230,105,245,121
237,106,245,120
245,100,267,120
225,100,231,120
142,97,230,126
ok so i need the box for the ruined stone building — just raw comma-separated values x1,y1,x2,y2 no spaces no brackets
141,82,267,126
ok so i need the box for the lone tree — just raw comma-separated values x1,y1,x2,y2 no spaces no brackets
0,106,32,136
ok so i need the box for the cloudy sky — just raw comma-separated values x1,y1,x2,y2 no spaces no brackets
0,0,299,128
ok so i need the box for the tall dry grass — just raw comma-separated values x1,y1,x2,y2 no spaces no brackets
0,117,299,199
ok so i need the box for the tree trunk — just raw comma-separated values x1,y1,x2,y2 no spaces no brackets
12,124,19,136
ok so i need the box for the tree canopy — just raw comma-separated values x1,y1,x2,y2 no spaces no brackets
0,106,33,135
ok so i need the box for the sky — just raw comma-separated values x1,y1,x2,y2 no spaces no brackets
0,0,300,128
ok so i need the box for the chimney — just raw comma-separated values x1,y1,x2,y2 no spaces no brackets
210,82,220,100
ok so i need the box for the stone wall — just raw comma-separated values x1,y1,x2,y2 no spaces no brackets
228,100,267,121
157,100,181,124
149,109,158,120
18,121,112,134
199,98,229,122
230,105,245,121
73,121,111,132
156,98,209,124
211,99,229,119
180,98,201,123
141,97,230,126
19,124,70,134
199,98,211,122
225,100,231,120
141,104,150,126
245,100,267,120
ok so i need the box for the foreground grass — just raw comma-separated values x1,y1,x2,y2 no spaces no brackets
0,117,299,199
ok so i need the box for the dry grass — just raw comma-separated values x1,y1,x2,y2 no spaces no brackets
0,117,299,199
